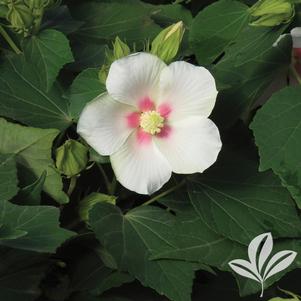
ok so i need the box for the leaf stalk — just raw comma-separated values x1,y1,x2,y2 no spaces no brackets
0,25,21,54
142,179,186,206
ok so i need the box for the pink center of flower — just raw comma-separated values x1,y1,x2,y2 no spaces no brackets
126,97,172,144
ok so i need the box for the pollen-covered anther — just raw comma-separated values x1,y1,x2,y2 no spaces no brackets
140,110,164,135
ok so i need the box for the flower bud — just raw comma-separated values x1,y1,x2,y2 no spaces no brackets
98,37,130,83
98,65,108,84
113,36,130,60
55,139,88,177
249,0,294,27
151,21,185,63
7,2,34,36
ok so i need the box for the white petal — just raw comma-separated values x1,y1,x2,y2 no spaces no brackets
291,27,301,48
110,132,172,195
154,117,222,174
106,52,166,107
158,61,218,121
77,93,135,156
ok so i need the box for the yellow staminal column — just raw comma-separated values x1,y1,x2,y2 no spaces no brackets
140,111,164,135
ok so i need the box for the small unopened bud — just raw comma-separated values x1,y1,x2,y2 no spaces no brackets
56,140,88,177
151,21,185,63
7,3,34,36
98,64,108,84
98,37,130,83
249,0,294,27
113,36,130,60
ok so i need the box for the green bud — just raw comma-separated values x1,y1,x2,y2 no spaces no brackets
79,192,116,222
249,0,294,27
98,38,130,83
89,147,110,164
3,0,57,36
98,64,108,85
55,139,88,177
98,46,112,84
24,0,60,10
113,36,130,59
151,21,185,63
7,2,34,36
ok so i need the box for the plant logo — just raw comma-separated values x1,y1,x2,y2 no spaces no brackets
228,232,297,298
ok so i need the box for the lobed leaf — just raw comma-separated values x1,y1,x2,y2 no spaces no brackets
90,203,197,301
0,118,68,204
23,29,74,92
190,0,250,65
250,86,301,208
69,68,106,119
186,150,301,245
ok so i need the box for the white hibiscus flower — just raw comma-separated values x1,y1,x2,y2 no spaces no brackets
77,53,222,195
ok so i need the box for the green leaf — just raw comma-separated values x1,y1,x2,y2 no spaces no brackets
0,118,68,204
89,148,110,164
0,151,73,252
0,154,18,202
91,272,133,296
78,192,116,222
151,4,193,27
70,2,161,44
0,247,49,301
68,42,107,72
268,289,301,301
189,0,250,65
250,86,301,208
153,195,245,269
42,5,84,35
70,247,133,295
154,194,301,296
0,53,72,130
90,203,197,301
212,26,291,127
0,226,27,240
23,29,74,92
14,171,46,205
0,201,74,252
0,5,8,18
269,296,297,300
69,68,106,119
186,149,301,245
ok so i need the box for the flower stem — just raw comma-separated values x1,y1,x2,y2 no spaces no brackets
67,176,77,196
0,25,22,54
142,179,186,206
109,176,117,195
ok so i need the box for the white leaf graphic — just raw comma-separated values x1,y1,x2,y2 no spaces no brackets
258,233,273,273
229,259,261,282
263,250,297,281
228,232,297,298
248,232,272,274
